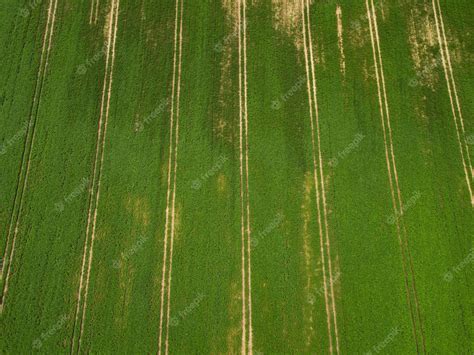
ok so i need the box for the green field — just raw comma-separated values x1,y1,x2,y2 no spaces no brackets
0,0,472,353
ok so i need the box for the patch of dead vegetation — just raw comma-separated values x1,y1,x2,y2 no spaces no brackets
336,5,346,77
226,280,241,354
102,1,114,41
301,172,316,349
407,3,440,90
214,0,238,145
407,2,463,90
217,173,228,195
271,0,306,44
125,195,150,227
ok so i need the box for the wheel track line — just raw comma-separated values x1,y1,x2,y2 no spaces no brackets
369,2,426,351
157,0,181,353
1,0,56,286
95,0,100,24
299,0,333,353
335,5,346,77
304,0,340,352
70,0,118,352
436,0,473,176
370,0,403,214
0,0,58,313
70,0,114,349
77,1,120,352
164,1,184,353
237,0,248,353
1,0,55,295
70,6,113,353
365,3,398,234
89,0,95,24
366,1,422,352
432,0,473,203
242,0,253,352
365,1,419,348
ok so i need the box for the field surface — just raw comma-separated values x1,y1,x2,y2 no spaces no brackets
0,0,472,353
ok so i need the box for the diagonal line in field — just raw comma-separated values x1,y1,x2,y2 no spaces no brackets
0,0,59,314
304,2,341,352
1,0,57,287
369,2,427,351
432,0,473,204
237,1,253,353
70,0,120,353
299,1,334,353
241,0,254,353
303,0,341,352
237,0,247,353
158,0,183,354
369,1,426,351
436,0,473,176
164,0,184,353
366,1,426,353
365,2,418,350
77,1,120,352
89,0,95,24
